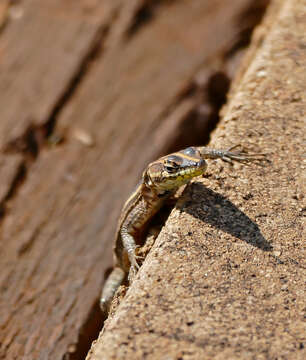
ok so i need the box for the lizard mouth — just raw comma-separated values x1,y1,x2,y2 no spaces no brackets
197,158,206,169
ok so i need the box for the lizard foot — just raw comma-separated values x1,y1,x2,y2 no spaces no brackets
127,246,144,282
222,145,268,165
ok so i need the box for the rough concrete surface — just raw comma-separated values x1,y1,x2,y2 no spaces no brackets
87,0,305,359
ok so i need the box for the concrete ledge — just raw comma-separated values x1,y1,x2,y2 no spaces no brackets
87,0,305,358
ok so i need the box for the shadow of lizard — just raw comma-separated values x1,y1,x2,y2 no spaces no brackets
176,182,272,252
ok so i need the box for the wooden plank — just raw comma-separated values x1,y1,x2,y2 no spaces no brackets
0,0,121,145
0,0,123,215
0,0,266,359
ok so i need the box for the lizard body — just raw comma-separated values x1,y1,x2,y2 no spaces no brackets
100,146,263,314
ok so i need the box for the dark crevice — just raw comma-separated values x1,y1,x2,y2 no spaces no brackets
126,2,155,37
2,162,26,201
0,161,26,220
4,123,41,161
206,72,231,109
162,0,270,155
225,0,270,59
125,0,174,38
200,71,231,144
161,71,231,156
175,71,230,149
63,299,105,360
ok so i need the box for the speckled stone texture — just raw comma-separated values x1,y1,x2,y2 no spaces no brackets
87,0,305,358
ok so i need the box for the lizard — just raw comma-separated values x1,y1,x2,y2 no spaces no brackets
100,145,264,314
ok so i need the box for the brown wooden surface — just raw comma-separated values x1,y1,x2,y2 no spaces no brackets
0,0,121,207
0,1,269,359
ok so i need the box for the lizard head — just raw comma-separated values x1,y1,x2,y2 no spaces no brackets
143,147,207,193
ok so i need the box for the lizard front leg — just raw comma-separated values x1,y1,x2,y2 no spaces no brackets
120,227,142,281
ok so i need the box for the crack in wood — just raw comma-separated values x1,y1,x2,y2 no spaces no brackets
125,0,175,38
0,161,26,222
0,23,110,225
163,0,271,154
225,0,270,58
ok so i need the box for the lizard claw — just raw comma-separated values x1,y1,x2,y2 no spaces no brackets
127,246,145,282
222,145,268,165
128,246,143,269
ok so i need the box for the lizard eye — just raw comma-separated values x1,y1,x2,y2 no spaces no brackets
164,161,180,173
163,155,182,174
164,165,177,173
